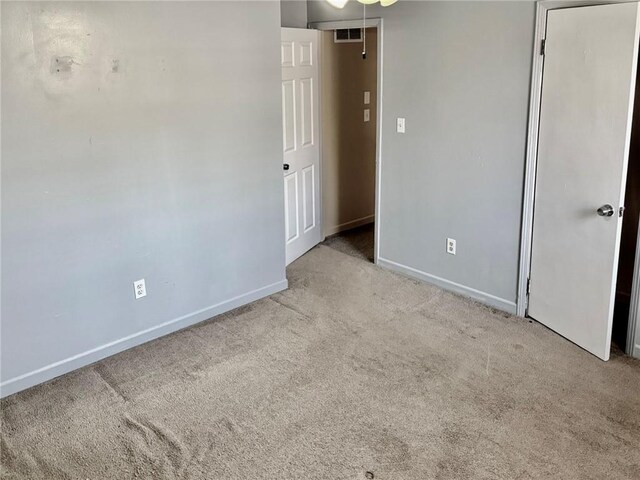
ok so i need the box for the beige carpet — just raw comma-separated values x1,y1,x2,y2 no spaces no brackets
322,223,375,263
2,234,640,479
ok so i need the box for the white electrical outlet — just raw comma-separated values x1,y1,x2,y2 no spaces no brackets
134,279,147,299
364,109,370,122
397,117,405,133
447,238,456,255
364,91,371,104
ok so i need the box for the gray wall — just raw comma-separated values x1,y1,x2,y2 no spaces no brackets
282,0,308,27
308,0,535,311
1,1,286,396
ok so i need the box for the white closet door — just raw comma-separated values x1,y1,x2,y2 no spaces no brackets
529,3,640,360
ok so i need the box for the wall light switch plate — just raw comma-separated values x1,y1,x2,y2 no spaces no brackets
364,91,370,104
447,238,456,255
397,117,405,133
134,279,147,299
364,109,370,122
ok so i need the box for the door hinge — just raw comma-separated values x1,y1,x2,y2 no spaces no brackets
619,206,625,218
526,277,531,296
540,39,546,56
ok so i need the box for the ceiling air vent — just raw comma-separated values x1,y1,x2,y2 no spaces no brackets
334,28,363,43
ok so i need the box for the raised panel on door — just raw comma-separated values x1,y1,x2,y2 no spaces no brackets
282,79,296,153
299,41,313,67
284,172,299,243
281,41,294,68
302,165,316,232
300,78,314,148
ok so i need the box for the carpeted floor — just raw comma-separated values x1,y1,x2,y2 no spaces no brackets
322,223,375,263
2,227,640,479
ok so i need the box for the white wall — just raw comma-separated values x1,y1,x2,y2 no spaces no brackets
308,0,535,311
1,1,286,397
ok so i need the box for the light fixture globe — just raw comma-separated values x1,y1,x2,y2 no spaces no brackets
327,0,349,8
329,0,398,8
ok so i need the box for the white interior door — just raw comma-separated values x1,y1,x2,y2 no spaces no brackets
281,28,321,266
529,3,640,360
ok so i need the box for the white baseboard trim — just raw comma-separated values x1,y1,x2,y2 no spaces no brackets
324,214,374,237
377,257,517,315
0,279,288,399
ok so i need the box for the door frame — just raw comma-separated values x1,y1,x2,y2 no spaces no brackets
308,18,384,264
628,213,640,357
517,0,640,357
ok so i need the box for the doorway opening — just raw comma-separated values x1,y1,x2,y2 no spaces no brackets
319,26,378,263
282,18,383,266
